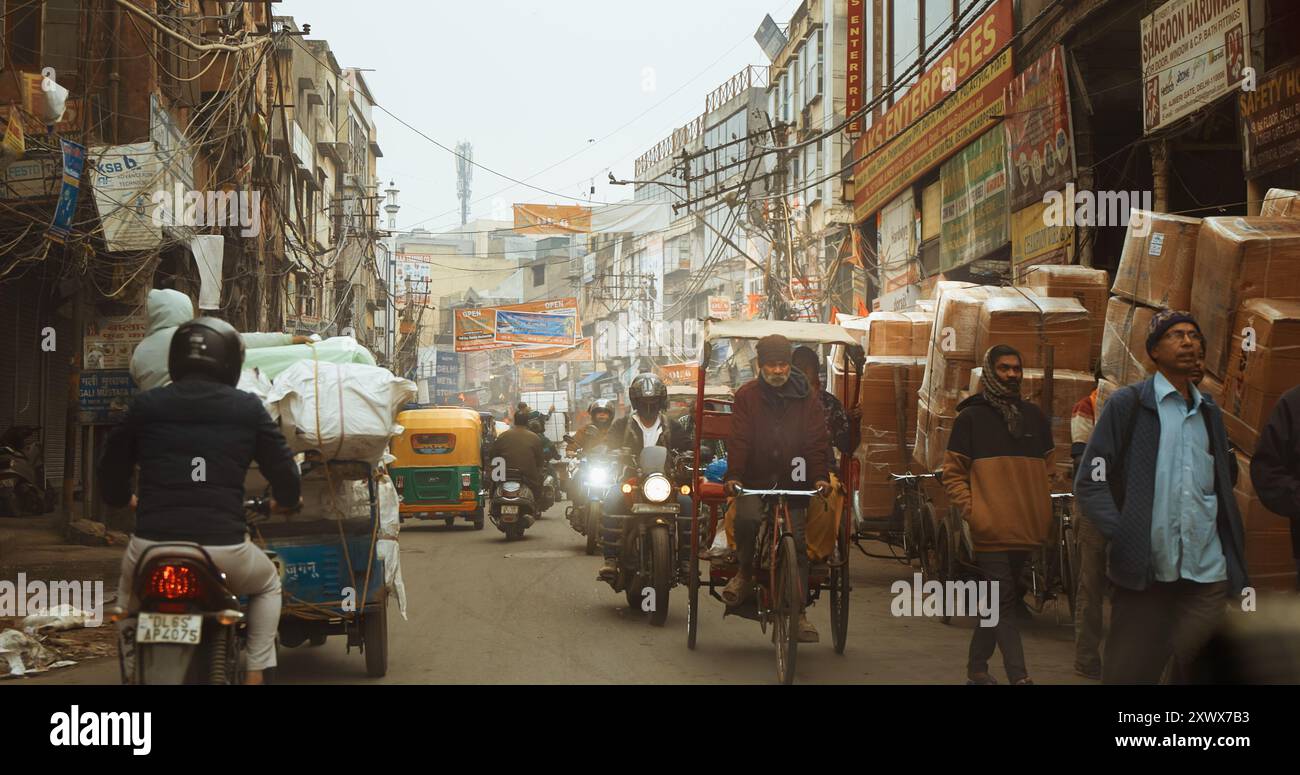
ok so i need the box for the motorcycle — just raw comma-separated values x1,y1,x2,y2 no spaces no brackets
603,445,691,627
565,444,614,556
489,469,539,540
108,498,277,685
0,425,53,517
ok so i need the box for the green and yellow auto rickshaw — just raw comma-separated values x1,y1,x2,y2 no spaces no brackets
391,407,485,529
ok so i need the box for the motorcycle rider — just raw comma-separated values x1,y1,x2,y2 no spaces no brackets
575,399,616,454
487,410,547,499
99,317,302,685
598,373,693,582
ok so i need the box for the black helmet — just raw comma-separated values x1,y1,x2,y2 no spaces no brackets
588,398,615,429
628,373,667,417
168,317,244,387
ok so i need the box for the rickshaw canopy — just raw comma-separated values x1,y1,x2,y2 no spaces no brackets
700,318,860,348
393,407,483,466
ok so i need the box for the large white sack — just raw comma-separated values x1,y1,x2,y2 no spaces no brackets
268,361,416,463
237,368,279,423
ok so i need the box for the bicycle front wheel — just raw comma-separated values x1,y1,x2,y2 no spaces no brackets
774,534,800,685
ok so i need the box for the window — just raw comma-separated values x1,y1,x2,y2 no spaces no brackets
532,264,545,287
296,273,318,318
781,72,791,123
768,85,778,123
795,44,806,111
924,0,954,56
326,82,337,127
813,26,824,99
5,1,41,71
891,0,921,102
410,433,456,455
805,144,819,201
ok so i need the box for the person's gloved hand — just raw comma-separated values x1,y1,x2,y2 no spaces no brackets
724,480,740,496
815,480,831,497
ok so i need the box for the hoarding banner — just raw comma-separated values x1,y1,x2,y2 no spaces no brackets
940,127,1009,272
1240,58,1300,178
495,310,577,345
513,203,592,235
877,191,918,293
659,362,698,386
1004,45,1075,211
708,295,733,319
90,142,165,251
852,0,1014,219
83,311,149,371
513,337,595,362
48,138,86,243
846,0,866,137
1141,0,1250,134
1010,199,1073,281
453,297,580,352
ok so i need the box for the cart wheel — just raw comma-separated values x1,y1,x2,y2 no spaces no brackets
363,598,389,679
472,508,485,530
830,546,849,655
774,535,800,685
585,503,601,556
919,500,940,581
648,524,671,627
686,539,700,650
1061,522,1078,621
935,521,953,625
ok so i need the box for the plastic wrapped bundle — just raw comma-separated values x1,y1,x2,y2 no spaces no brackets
269,361,417,463
243,336,377,379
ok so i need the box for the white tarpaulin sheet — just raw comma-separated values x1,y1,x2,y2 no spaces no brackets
268,361,417,463
189,235,224,310
591,201,670,234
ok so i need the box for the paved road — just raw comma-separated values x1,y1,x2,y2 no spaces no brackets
23,501,1089,685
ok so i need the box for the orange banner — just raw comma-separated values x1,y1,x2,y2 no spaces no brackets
512,336,595,362
454,297,580,352
659,362,698,387
513,203,593,235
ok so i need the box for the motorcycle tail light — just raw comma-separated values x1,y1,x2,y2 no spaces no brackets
146,564,202,600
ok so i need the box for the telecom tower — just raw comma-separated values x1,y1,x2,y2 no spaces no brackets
455,141,473,226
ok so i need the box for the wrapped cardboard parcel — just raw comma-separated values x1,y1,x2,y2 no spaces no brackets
1111,210,1200,310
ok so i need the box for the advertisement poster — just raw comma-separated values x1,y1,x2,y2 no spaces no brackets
1240,59,1300,178
1004,46,1075,211
1141,0,1250,134
83,312,149,371
940,128,1009,272
454,297,579,352
79,370,136,424
707,295,733,319
513,337,595,362
877,191,918,294
659,362,698,387
48,138,86,243
494,310,577,345
1010,200,1073,281
90,142,165,251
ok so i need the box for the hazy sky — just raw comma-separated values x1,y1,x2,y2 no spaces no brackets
279,0,796,234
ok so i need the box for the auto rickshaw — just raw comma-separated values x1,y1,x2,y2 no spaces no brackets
391,407,486,529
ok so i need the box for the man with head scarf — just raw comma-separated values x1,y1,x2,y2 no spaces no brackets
943,344,1054,685
721,334,830,643
1075,310,1247,684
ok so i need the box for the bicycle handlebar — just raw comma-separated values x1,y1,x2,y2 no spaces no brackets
736,487,821,497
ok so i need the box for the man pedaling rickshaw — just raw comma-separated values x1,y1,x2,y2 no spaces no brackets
721,334,830,644
597,374,693,582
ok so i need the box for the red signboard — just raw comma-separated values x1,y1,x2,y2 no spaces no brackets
846,0,866,138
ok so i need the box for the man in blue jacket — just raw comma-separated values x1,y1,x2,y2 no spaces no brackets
1074,310,1248,684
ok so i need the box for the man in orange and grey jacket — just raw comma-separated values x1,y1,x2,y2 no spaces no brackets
944,344,1055,686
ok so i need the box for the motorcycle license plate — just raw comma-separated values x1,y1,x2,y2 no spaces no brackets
136,613,203,645
631,503,679,514
502,505,519,515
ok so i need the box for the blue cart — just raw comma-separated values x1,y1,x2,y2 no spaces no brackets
252,460,389,678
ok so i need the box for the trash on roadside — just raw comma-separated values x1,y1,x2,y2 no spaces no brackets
0,628,55,677
21,603,98,634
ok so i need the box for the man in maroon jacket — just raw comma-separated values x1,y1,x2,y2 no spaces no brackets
722,334,830,642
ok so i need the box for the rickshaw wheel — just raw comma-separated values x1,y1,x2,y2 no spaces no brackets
774,535,800,685
934,522,953,625
686,545,700,650
1060,521,1078,620
919,501,941,580
363,597,389,678
444,516,455,528
830,545,849,655
472,508,485,530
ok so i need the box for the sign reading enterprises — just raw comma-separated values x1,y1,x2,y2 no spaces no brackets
851,0,1014,220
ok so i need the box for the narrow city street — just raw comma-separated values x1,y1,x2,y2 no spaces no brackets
22,501,1085,686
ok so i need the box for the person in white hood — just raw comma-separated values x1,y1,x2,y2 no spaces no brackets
130,289,309,391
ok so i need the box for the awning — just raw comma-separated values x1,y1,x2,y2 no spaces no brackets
575,370,612,388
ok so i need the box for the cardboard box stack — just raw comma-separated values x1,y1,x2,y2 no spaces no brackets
1019,265,1110,372
1220,299,1300,452
856,356,926,518
1111,210,1201,310
915,285,994,471
1261,188,1299,218
1095,377,1121,415
973,293,1092,373
969,367,1094,491
1101,296,1157,385
1190,217,1300,377
1232,450,1299,592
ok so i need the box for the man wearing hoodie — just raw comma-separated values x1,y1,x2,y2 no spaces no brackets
130,289,308,391
1250,382,1300,588
944,344,1055,685
721,334,830,643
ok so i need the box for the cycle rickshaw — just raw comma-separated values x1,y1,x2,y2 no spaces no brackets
685,319,864,684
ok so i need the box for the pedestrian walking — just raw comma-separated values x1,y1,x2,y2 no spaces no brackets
1250,383,1300,589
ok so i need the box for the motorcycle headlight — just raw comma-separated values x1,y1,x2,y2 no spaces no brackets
642,474,672,503
586,467,608,486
